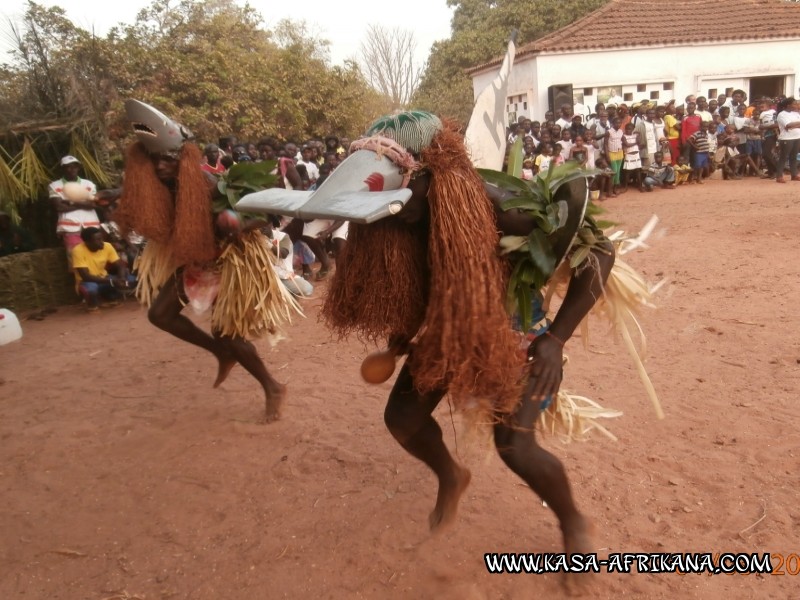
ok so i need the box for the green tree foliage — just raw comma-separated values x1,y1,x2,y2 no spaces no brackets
1,0,388,147
412,0,608,124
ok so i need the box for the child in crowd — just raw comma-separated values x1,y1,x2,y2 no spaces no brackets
746,107,764,174
558,130,573,162
605,116,625,195
706,120,719,177
522,156,535,180
533,142,554,175
674,156,692,185
720,126,760,179
552,143,566,166
622,122,643,190
688,121,711,184
592,156,615,199
568,135,589,166
643,151,676,191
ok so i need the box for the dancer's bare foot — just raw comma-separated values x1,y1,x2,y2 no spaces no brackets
213,354,236,388
263,382,286,423
562,515,595,596
429,463,471,532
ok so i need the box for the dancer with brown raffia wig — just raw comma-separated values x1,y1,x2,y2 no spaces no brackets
115,100,301,422
320,111,615,579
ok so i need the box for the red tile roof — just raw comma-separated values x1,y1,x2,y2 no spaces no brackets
468,0,800,74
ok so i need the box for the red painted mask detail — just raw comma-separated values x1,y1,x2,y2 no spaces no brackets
364,173,385,191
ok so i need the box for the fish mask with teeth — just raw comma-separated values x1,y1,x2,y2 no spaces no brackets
125,99,194,156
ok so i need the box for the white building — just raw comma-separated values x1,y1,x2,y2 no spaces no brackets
468,0,800,123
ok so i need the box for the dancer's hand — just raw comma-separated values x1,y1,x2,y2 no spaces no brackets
527,334,563,400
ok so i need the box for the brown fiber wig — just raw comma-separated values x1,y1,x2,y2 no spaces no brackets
116,142,216,266
323,119,524,414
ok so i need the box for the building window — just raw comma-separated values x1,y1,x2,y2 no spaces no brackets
726,87,734,96
523,102,527,109
650,91,659,100
663,82,674,90
637,84,646,92
583,88,593,96
624,93,633,102
708,88,717,99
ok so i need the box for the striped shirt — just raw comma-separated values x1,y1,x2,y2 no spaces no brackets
689,131,710,153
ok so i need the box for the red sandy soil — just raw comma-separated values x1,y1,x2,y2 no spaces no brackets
1,178,799,599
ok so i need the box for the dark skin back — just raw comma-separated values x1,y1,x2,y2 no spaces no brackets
383,171,613,589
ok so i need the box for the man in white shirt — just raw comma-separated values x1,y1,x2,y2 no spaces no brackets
589,111,610,152
608,89,625,107
49,155,99,257
758,98,779,177
723,89,747,115
775,96,800,183
296,146,320,183
555,104,574,129
263,219,313,296
695,97,713,123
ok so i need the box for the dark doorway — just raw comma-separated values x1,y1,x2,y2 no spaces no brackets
749,76,785,101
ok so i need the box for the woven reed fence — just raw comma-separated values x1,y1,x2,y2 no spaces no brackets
0,248,78,312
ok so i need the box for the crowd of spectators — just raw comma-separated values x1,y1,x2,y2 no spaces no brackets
508,91,800,199
44,132,354,311
198,133,353,285
28,94,800,312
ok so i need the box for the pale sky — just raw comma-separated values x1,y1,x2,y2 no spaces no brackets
0,0,455,67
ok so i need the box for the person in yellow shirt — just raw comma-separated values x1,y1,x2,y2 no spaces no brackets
72,227,134,312
664,102,681,165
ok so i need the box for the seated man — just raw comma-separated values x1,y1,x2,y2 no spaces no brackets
261,217,313,297
72,227,135,312
643,151,676,190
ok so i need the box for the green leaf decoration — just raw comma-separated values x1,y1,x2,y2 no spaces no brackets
500,195,547,212
555,200,569,228
527,228,556,278
476,168,530,194
569,244,591,268
594,220,617,230
518,281,532,335
506,137,524,179
217,160,278,211
480,161,599,333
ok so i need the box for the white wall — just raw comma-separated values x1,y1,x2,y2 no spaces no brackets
472,39,800,123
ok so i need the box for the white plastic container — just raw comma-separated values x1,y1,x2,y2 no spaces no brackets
0,309,23,345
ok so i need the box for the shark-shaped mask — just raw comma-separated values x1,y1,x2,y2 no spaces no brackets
236,138,415,224
125,99,194,156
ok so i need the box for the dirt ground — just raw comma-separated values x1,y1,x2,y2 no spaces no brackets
1,178,799,599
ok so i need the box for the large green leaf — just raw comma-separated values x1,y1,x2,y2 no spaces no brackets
477,168,530,194
518,282,532,334
527,227,556,277
569,244,591,268
507,258,525,310
594,220,616,230
501,195,547,212
506,137,524,179
546,166,600,197
225,160,277,188
545,202,563,231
